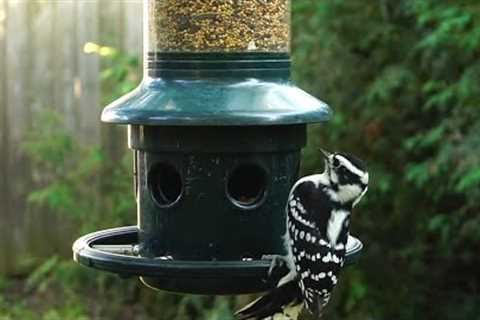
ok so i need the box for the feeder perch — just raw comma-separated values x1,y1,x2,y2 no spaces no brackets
73,0,363,295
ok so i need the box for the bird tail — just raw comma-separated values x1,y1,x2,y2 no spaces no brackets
235,281,302,320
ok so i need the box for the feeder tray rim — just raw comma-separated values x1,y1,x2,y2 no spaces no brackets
72,226,363,278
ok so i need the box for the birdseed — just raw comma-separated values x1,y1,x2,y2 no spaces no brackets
147,0,291,53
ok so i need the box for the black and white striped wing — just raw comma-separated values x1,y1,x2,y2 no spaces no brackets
287,180,349,315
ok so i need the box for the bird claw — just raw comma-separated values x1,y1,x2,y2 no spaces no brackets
262,254,287,277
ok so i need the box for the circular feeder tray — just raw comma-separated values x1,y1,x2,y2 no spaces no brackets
73,226,363,295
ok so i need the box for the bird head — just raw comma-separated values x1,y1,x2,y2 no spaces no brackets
320,149,369,207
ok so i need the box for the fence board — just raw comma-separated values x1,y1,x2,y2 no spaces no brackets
77,0,100,144
26,0,59,266
3,0,32,274
124,1,143,55
0,0,11,274
0,0,143,274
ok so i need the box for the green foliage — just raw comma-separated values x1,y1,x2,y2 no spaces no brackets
5,1,480,319
25,256,59,292
83,42,141,105
293,0,480,319
22,109,133,231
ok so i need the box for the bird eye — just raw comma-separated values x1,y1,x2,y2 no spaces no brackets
332,157,341,168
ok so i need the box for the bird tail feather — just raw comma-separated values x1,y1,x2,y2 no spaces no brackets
235,281,302,320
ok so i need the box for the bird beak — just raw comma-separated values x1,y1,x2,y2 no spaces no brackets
319,148,331,159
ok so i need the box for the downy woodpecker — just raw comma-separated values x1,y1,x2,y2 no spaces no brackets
236,150,369,320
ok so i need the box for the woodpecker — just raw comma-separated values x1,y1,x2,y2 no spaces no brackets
235,150,369,320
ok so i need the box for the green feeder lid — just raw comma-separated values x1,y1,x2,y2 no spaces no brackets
101,78,331,126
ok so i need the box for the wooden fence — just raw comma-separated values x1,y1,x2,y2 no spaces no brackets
0,0,142,274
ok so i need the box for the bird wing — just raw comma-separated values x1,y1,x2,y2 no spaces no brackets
288,180,332,237
287,180,349,316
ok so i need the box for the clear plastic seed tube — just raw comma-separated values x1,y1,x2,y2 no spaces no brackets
145,0,291,53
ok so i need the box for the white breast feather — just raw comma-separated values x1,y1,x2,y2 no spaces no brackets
327,209,349,246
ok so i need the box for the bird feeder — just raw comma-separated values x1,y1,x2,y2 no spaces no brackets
73,0,363,295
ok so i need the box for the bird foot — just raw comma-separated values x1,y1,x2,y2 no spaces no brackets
262,254,288,277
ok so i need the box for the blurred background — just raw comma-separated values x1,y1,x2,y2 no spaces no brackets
1,0,479,319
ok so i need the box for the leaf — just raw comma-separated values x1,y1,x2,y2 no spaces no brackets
406,163,431,187
428,214,449,232
420,126,446,148
424,88,455,110
366,66,415,104
25,256,59,291
456,168,480,192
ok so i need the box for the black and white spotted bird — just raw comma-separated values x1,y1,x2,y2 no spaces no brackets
235,150,369,320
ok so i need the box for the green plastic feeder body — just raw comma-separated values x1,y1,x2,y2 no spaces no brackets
98,54,332,295
73,0,361,296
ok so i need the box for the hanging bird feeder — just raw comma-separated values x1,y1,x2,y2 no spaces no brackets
73,0,363,295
